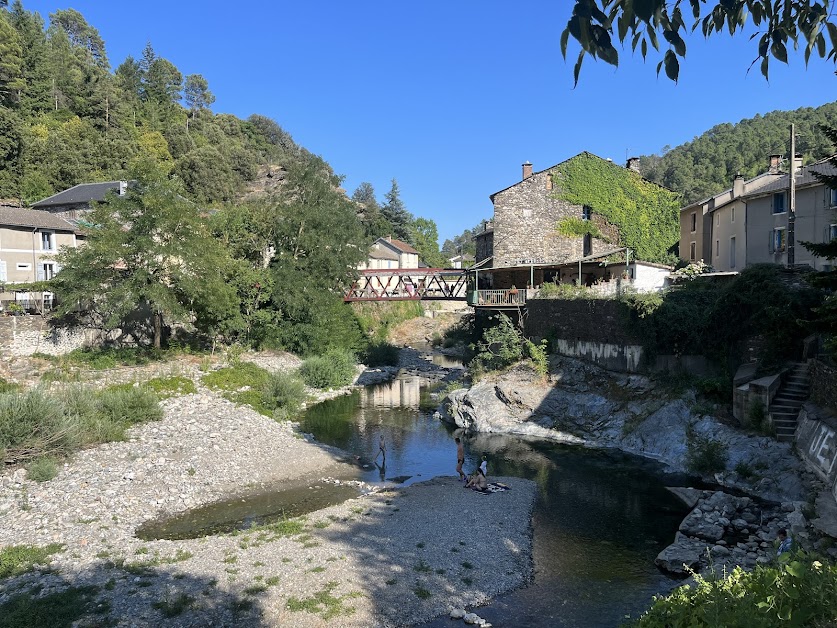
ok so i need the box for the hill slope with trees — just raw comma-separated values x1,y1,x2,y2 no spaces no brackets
639,101,837,204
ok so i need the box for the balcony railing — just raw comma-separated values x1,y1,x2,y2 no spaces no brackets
468,289,527,307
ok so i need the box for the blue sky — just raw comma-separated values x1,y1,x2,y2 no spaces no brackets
20,1,837,242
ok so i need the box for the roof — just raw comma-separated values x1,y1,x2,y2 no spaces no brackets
681,171,784,213
489,151,671,201
368,246,399,261
377,236,419,255
744,158,837,197
31,181,126,208
0,207,82,232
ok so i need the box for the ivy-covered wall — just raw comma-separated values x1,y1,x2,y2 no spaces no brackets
552,153,681,264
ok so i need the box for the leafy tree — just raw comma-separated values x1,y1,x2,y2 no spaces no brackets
381,178,413,243
7,1,52,114
48,8,108,70
563,1,837,84
0,11,25,105
441,224,480,259
409,217,446,267
269,156,367,354
175,145,238,203
53,162,236,348
183,73,215,128
352,181,391,238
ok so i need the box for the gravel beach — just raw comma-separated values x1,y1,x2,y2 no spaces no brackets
0,359,535,627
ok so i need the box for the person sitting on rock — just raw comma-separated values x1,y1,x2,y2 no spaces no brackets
776,528,793,556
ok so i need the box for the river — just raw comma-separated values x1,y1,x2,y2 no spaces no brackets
298,369,688,628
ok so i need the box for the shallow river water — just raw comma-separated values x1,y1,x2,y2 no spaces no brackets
298,371,689,628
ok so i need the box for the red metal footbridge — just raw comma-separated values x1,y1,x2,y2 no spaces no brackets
344,268,468,302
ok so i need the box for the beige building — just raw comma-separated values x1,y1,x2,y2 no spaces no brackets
0,207,84,311
359,237,421,270
679,156,784,270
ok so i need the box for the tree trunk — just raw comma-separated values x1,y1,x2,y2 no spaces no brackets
153,311,162,349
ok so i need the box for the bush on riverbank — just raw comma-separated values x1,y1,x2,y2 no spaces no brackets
0,386,162,471
363,342,400,367
300,350,356,389
630,553,837,627
201,362,307,419
262,372,307,421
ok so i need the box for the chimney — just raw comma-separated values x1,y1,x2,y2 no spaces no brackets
626,157,641,173
792,152,803,174
732,173,744,198
522,161,533,180
118,180,128,195
768,154,783,175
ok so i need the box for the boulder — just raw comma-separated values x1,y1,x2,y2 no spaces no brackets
450,609,466,620
666,486,703,509
679,512,725,542
655,534,706,576
463,613,482,625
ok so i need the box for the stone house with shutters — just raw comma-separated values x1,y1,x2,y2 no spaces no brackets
0,207,85,311
475,153,669,291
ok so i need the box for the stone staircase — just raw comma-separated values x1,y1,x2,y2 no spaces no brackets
769,362,811,442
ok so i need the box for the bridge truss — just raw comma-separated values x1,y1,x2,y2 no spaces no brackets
345,269,468,302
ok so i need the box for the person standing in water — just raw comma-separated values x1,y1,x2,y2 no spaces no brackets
455,437,465,482
375,433,386,464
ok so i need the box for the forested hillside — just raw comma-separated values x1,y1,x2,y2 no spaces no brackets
0,1,310,205
639,102,837,204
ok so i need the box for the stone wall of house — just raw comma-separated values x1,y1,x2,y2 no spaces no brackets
811,359,837,412
475,230,493,264
491,169,613,268
0,316,96,357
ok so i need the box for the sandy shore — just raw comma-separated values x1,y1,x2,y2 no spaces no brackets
0,385,535,627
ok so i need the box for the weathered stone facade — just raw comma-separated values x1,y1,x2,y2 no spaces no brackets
474,225,493,264
489,161,616,269
0,316,94,357
811,359,837,413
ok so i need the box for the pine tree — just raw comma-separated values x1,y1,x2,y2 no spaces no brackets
351,181,391,239
381,178,413,243
0,11,25,105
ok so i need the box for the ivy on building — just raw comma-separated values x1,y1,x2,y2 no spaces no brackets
552,153,681,264
555,216,603,239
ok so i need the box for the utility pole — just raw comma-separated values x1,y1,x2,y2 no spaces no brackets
788,124,796,267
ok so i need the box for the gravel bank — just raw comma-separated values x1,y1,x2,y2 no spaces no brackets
0,361,534,626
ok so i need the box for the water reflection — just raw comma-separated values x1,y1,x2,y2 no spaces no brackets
301,374,687,627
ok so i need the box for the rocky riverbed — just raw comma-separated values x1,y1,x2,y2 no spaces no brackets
0,350,534,627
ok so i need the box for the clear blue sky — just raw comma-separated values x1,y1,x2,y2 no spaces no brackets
20,1,837,243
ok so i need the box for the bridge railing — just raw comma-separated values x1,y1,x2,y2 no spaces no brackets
468,289,527,307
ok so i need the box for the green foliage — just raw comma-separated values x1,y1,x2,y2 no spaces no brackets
555,216,602,239
363,342,400,367
153,593,194,618
261,372,306,421
286,581,360,620
0,584,102,628
409,217,447,267
537,281,597,300
470,314,524,374
552,153,680,264
381,178,413,243
352,300,424,342
26,456,58,482
670,260,714,281
685,429,728,475
563,1,837,85
300,351,356,389
524,338,549,377
202,362,270,392
97,386,162,426
0,543,63,579
631,553,837,628
641,103,837,204
144,375,197,399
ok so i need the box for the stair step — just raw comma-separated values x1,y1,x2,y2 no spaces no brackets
772,399,803,406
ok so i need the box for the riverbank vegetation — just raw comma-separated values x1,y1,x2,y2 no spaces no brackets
631,552,837,627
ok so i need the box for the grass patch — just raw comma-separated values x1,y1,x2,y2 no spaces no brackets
244,584,268,595
265,576,280,586
413,560,432,573
26,456,59,482
0,585,99,628
461,561,473,569
286,581,360,620
0,378,20,393
0,543,63,579
144,376,197,399
686,427,728,475
202,363,306,420
413,586,432,600
461,577,473,586
153,593,194,618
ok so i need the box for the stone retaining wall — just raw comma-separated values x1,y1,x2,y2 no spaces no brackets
525,298,642,346
0,316,95,357
811,359,837,412
796,404,837,505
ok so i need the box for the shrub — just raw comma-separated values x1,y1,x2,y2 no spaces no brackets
686,429,728,475
0,389,75,464
0,378,20,393
363,342,400,367
300,351,356,389
537,282,595,300
201,362,270,391
262,372,307,421
631,553,837,628
26,456,58,482
145,376,197,399
98,386,162,426
0,543,64,579
524,339,549,377
748,400,769,433
469,314,523,373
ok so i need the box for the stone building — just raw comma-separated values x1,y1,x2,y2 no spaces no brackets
474,152,662,290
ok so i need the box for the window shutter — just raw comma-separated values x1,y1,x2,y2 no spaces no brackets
0,260,6,282
827,227,831,244
54,263,61,274
769,230,775,253
37,268,45,281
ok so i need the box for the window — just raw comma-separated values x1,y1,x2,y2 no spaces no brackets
546,174,554,191
715,240,719,257
583,233,592,257
771,228,787,253
830,188,837,207
40,231,54,250
731,207,735,223
690,212,697,233
773,193,786,214
582,205,592,221
689,241,696,261
41,263,55,280
830,224,837,241
16,263,31,271
730,237,736,268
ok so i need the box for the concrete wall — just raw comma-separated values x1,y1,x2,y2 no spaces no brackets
709,199,747,271
733,373,781,426
680,204,711,264
633,264,670,293
796,405,837,505
811,359,837,412
552,338,644,372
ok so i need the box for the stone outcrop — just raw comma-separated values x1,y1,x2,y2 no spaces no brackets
438,357,806,502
